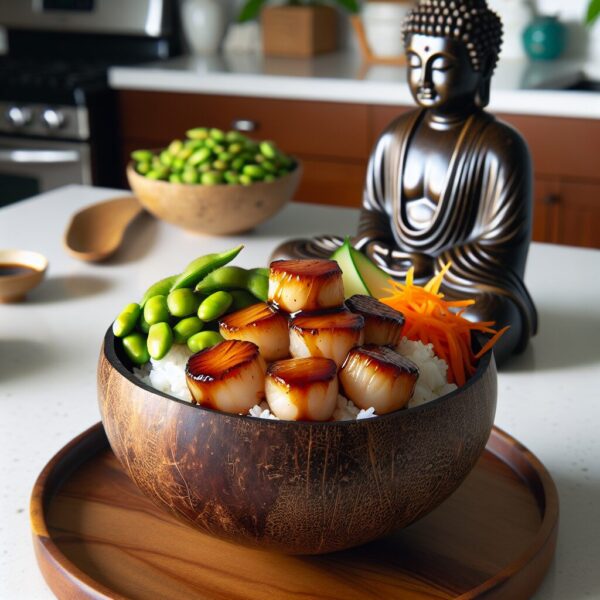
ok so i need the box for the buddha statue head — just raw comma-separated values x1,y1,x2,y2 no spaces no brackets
403,0,503,113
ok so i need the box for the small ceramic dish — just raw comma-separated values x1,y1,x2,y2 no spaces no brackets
0,249,48,302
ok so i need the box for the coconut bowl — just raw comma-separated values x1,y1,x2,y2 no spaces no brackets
127,162,302,236
98,328,497,555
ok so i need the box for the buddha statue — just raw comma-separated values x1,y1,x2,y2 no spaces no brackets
273,0,537,364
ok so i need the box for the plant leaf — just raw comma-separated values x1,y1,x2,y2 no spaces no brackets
586,0,600,25
335,0,360,13
238,0,268,23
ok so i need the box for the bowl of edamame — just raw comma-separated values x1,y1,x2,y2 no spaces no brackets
127,127,302,236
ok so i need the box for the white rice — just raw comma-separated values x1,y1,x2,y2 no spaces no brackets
133,337,456,419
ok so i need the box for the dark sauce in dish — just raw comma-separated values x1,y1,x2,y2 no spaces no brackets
0,263,37,277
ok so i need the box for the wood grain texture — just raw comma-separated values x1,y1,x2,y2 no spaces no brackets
97,328,497,555
30,423,558,600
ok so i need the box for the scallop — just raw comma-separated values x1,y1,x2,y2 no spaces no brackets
265,357,338,421
289,309,364,367
219,302,289,362
339,345,419,415
268,259,344,313
345,294,405,347
185,340,266,414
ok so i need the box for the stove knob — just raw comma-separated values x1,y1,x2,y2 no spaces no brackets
41,108,66,130
5,106,33,128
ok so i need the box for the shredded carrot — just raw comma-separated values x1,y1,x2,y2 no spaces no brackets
378,263,508,386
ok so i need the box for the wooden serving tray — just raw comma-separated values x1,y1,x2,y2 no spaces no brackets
31,423,558,600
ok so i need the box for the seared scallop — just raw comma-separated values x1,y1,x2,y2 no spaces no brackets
268,259,344,313
339,345,418,414
289,309,364,367
219,302,289,362
185,340,266,414
266,357,338,421
345,294,405,347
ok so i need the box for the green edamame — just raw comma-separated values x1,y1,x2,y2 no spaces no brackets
247,272,269,301
123,333,150,365
194,265,249,294
251,267,270,278
260,141,277,159
173,316,204,344
201,171,224,185
138,313,151,334
147,322,173,360
171,244,244,291
131,149,153,162
187,331,224,353
112,303,141,338
182,168,199,184
228,289,260,312
140,274,178,307
144,295,169,325
136,162,151,175
168,139,183,155
198,291,233,321
167,288,199,317
188,147,211,166
186,127,209,140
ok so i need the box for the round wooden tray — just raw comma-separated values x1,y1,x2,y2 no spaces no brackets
31,423,558,600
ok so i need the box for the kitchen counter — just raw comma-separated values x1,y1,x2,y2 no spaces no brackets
1,185,600,599
109,52,600,119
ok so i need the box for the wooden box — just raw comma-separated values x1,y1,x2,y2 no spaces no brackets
262,5,337,58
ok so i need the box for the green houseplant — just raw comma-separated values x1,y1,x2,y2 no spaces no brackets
239,0,359,58
586,0,600,25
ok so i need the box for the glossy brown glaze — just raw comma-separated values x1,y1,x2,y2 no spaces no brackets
186,340,260,383
345,295,405,346
267,357,338,389
31,423,559,599
98,327,497,554
291,309,364,333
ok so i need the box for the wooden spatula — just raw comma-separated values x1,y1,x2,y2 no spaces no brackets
63,196,143,262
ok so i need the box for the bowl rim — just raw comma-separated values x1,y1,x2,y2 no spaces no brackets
126,158,303,190
103,327,494,427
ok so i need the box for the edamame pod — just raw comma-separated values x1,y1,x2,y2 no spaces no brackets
140,274,178,307
247,272,269,301
189,147,211,166
113,303,141,338
173,316,204,344
194,265,249,294
136,162,151,175
198,291,233,321
131,149,153,162
171,245,244,291
182,168,199,184
167,288,200,317
144,295,169,325
169,173,183,184
147,322,173,360
123,333,150,365
187,331,224,353
138,313,151,334
210,128,225,141
186,127,209,140
243,164,265,179
168,140,183,155
201,171,224,186
260,141,277,159
228,289,260,312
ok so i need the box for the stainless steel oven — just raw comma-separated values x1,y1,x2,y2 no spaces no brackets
0,0,178,207
0,136,91,207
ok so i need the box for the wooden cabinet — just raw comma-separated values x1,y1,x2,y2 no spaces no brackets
117,90,600,249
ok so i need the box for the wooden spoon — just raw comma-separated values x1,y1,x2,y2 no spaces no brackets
64,196,143,262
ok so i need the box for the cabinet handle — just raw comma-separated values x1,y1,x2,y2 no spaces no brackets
543,194,560,205
231,119,258,133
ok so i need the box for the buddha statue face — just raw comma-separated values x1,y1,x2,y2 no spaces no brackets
406,34,483,113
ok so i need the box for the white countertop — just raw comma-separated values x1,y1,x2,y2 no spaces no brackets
1,185,599,599
109,52,600,119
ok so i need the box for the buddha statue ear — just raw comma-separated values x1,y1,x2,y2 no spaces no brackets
475,55,495,108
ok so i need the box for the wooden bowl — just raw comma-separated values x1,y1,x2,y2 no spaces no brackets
127,162,302,235
98,329,497,555
0,249,48,303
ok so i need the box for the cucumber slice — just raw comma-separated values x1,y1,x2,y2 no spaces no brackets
349,246,391,299
331,238,369,298
331,238,391,299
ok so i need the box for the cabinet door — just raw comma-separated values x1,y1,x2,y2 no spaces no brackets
533,178,559,243
555,181,600,248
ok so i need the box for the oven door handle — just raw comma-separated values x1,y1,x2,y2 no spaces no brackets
0,149,81,164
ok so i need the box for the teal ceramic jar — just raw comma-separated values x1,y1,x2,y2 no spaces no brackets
523,16,567,60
